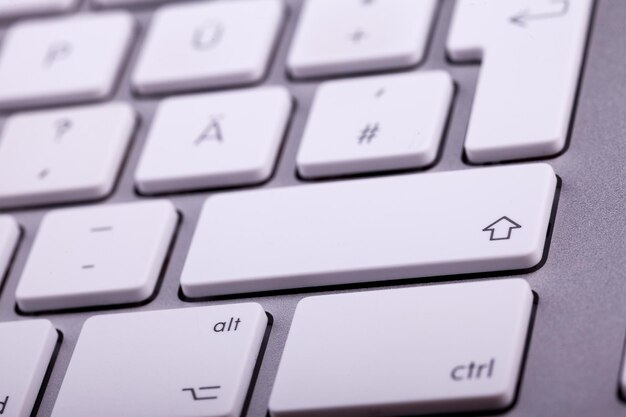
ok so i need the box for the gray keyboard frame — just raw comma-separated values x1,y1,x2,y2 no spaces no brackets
1,0,625,416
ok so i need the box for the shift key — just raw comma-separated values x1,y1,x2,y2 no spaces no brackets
181,163,557,297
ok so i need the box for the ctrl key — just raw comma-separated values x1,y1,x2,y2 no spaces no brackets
269,279,534,417
50,303,267,417
0,320,58,417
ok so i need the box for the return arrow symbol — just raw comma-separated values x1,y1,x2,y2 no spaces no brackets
510,0,569,27
482,216,522,241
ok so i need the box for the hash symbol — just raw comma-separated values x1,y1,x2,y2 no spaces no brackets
358,123,379,144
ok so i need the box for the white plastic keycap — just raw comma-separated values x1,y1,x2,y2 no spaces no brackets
94,0,169,6
0,103,136,208
270,279,534,417
51,303,267,417
447,0,593,162
136,87,292,194
181,163,556,297
0,0,78,19
0,216,19,286
288,0,437,78
0,11,135,109
16,200,177,312
132,0,283,94
297,71,453,178
0,320,57,417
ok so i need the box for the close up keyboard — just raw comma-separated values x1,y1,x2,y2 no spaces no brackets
0,0,623,416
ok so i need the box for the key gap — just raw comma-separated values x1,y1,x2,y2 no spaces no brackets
242,312,273,417
29,330,63,417
616,327,626,403
0,224,23,302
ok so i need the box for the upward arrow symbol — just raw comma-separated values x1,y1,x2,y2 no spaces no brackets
483,216,522,241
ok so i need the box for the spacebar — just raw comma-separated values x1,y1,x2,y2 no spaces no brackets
180,164,557,297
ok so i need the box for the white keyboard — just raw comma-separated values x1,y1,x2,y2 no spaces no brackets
2,0,624,416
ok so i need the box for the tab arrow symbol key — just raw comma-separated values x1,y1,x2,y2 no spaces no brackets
482,216,522,241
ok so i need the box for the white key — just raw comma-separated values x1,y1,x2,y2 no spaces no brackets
288,0,437,78
270,279,533,417
51,303,267,417
0,320,57,417
15,200,177,312
135,87,292,194
181,163,556,297
447,0,594,163
297,71,453,178
0,12,135,109
0,0,78,19
0,103,136,209
94,0,171,7
132,0,283,95
0,216,19,287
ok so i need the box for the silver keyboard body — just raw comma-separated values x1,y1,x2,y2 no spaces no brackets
0,0,624,416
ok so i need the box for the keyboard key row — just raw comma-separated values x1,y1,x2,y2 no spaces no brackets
0,71,454,207
1,279,534,417
0,0,437,104
1,164,555,311
0,0,593,163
